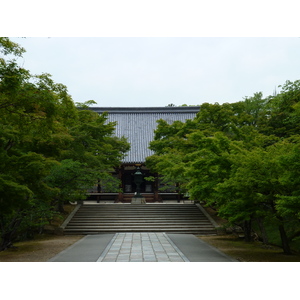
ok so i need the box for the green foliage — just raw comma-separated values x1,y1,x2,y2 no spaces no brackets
76,99,97,109
45,159,102,206
0,38,129,250
259,80,300,138
146,83,300,253
144,176,155,182
0,37,26,57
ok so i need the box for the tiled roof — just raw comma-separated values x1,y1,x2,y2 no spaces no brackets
91,107,200,164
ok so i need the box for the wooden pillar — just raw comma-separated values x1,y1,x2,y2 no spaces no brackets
97,179,101,203
154,173,160,202
176,183,181,203
118,166,124,202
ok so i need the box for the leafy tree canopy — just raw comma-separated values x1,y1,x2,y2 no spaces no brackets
0,38,129,250
146,82,300,253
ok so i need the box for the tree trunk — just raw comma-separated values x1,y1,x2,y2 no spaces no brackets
53,198,65,213
257,217,269,245
0,216,22,251
0,232,14,251
270,200,291,254
278,223,291,255
243,220,252,242
57,202,65,213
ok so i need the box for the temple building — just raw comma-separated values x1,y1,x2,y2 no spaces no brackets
88,106,200,202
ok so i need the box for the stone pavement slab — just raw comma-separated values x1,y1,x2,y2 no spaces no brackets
167,233,237,262
97,233,189,262
48,232,237,262
48,234,114,262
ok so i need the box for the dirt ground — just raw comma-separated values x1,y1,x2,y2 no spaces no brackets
0,234,84,262
199,206,300,262
199,234,300,262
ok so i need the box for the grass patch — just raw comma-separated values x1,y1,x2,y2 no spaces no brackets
199,234,300,262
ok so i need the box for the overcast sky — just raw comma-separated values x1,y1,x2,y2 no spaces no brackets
4,0,300,108
8,37,300,107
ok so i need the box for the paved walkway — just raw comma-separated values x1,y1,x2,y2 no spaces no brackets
49,233,237,262
97,233,189,262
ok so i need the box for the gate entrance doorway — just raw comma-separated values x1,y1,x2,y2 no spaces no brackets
122,169,153,194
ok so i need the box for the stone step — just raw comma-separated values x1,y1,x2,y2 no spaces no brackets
71,213,207,216
68,219,211,223
77,206,202,210
78,204,196,207
76,209,201,213
78,204,195,207
66,225,215,229
74,205,201,211
76,208,205,211
79,211,198,213
73,217,207,221
64,229,216,234
63,203,217,235
75,212,204,215
68,221,212,227
64,227,216,231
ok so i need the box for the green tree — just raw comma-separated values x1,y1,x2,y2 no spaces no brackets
45,159,100,210
259,80,300,138
147,119,197,194
213,141,286,249
0,38,129,250
0,152,57,250
147,90,300,253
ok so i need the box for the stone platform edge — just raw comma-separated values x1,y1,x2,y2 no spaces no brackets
195,203,220,229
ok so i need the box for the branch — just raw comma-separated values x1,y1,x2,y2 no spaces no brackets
4,139,14,151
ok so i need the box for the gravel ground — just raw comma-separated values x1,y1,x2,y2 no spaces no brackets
199,234,300,262
0,235,83,262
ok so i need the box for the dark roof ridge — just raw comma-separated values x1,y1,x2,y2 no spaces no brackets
90,106,200,114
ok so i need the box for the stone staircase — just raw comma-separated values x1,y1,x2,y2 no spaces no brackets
122,193,155,203
63,204,217,235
